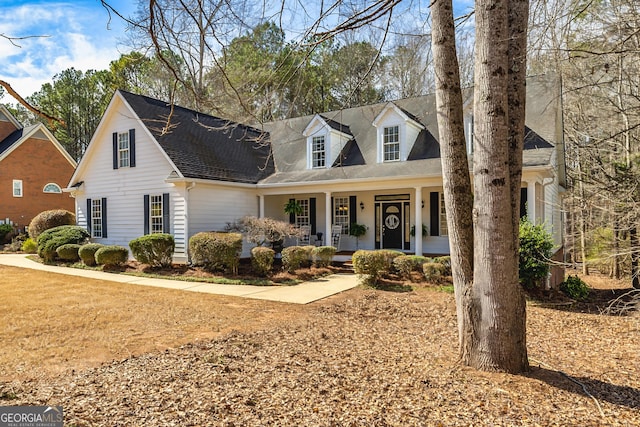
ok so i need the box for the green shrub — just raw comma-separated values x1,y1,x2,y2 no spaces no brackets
21,238,38,254
28,209,76,239
313,246,336,267
432,256,452,276
519,218,554,289
393,255,430,278
56,244,81,261
37,225,89,262
95,245,129,267
560,275,590,301
423,262,446,283
189,232,243,274
129,233,175,267
281,246,308,272
301,245,316,267
0,223,13,243
379,249,405,274
352,250,389,286
251,246,275,276
79,243,104,266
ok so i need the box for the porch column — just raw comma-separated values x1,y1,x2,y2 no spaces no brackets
325,191,332,246
415,186,423,256
258,194,265,218
527,180,536,223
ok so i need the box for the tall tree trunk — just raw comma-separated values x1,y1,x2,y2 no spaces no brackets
470,0,528,372
631,226,640,289
430,0,475,360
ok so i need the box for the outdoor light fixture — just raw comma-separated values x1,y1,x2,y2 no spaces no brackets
421,200,425,209
360,201,365,210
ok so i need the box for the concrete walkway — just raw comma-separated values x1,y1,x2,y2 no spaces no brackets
0,254,359,304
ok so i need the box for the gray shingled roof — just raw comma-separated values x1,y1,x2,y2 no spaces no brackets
261,73,563,185
120,90,274,183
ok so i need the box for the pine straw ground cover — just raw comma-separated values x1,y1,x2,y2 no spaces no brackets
0,266,638,426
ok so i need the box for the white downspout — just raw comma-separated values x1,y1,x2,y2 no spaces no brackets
184,182,196,262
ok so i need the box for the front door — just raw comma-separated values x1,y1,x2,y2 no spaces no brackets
382,203,403,249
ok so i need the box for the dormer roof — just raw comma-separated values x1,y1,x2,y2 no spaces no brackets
372,102,425,130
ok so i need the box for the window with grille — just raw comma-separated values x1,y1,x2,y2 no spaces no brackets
150,195,164,234
333,197,350,234
312,136,326,168
383,125,400,161
440,192,448,236
295,199,309,228
118,132,130,167
12,180,22,197
91,199,103,238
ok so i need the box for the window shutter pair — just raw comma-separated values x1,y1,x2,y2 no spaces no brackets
86,198,107,238
112,129,136,169
143,193,170,235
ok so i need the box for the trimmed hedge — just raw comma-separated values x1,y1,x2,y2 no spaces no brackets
129,233,175,267
432,256,452,276
95,245,129,267
190,232,242,274
37,225,89,262
313,246,336,267
281,246,308,272
423,262,446,283
251,246,275,276
28,209,76,239
56,244,81,261
352,250,388,286
393,255,430,278
78,243,104,266
21,238,38,254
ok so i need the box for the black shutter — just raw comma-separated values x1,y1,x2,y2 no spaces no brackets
288,198,295,224
309,197,316,235
143,194,150,235
86,198,92,235
112,132,118,169
349,195,357,226
101,198,108,238
129,129,136,167
430,192,440,236
520,188,528,219
162,193,170,233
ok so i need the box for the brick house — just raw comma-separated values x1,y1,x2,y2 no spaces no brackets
0,106,76,231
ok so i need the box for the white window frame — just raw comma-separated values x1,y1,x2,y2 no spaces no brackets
311,135,326,168
383,125,400,162
150,195,164,234
91,199,103,238
333,197,350,234
295,199,310,228
43,183,62,194
440,192,448,236
12,180,22,197
118,132,130,168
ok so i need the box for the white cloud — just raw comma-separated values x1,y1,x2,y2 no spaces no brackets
0,1,130,102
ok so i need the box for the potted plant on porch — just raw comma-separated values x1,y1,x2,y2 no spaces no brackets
349,223,367,249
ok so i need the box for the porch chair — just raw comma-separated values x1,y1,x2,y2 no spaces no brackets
331,225,342,251
297,225,311,246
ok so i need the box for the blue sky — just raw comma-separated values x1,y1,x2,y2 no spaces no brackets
1,0,475,104
0,0,137,102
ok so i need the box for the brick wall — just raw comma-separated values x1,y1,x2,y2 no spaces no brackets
0,136,75,230
0,121,18,142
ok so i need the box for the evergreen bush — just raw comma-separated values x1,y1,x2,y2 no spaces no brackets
352,250,389,285
94,245,129,267
394,255,430,278
56,244,81,261
251,246,274,276
189,232,242,274
519,218,554,289
432,256,452,276
78,243,104,266
37,225,89,262
129,233,175,267
423,262,446,283
28,209,76,239
0,223,13,243
21,238,38,254
281,246,308,272
313,246,336,267
560,275,590,301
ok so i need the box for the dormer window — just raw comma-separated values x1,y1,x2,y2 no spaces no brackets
373,102,424,163
312,135,326,168
383,126,400,161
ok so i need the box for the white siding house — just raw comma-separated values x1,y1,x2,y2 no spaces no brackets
67,73,565,282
